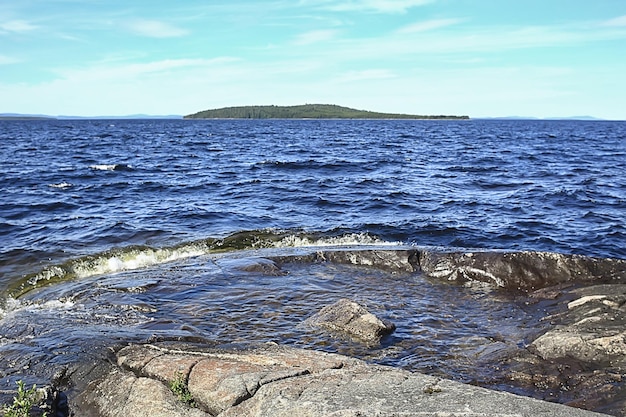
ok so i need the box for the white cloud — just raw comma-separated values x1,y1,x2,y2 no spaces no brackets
396,18,464,33
0,19,37,33
603,15,626,27
293,29,339,45
125,19,189,38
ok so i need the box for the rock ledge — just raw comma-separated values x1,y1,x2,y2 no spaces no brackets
74,343,609,417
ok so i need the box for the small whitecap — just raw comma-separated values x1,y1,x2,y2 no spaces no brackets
90,164,117,171
48,182,72,189
89,164,133,171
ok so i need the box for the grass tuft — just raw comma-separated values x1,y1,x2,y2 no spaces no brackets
169,373,195,408
1,380,47,417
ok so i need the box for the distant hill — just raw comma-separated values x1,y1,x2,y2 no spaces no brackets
0,113,56,120
184,104,469,120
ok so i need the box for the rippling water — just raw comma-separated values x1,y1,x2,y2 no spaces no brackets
1,119,625,413
2,119,625,286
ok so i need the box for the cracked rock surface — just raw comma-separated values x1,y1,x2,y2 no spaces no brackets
74,342,610,417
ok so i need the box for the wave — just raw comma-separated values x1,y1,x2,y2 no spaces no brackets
5,228,625,301
48,182,72,189
0,296,74,323
5,230,393,298
89,164,133,171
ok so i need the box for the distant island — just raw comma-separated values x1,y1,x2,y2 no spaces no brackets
0,115,56,120
184,104,469,120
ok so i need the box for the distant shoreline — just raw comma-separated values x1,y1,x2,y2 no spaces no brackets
0,116,56,120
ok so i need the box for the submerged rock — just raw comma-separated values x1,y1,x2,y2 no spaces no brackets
216,257,286,276
531,284,626,365
304,298,396,343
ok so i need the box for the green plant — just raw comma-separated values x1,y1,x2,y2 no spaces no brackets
169,373,195,407
1,380,47,417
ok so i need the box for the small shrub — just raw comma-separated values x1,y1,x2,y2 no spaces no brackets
1,380,47,417
169,373,195,407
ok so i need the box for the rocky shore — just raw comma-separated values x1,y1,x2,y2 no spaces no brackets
2,247,626,416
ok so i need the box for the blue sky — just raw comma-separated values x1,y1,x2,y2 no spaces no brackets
1,0,625,119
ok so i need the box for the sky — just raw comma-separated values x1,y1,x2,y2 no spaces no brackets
1,0,625,119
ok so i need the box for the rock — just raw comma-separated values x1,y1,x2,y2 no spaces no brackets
304,298,396,343
531,284,626,365
311,250,419,273
79,366,207,417
418,250,626,291
188,358,307,415
74,343,609,417
216,257,287,276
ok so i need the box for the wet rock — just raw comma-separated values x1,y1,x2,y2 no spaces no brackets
268,249,419,274
217,257,286,276
312,249,419,273
418,250,626,291
74,343,608,417
304,298,396,343
247,247,625,291
492,282,626,414
531,284,626,365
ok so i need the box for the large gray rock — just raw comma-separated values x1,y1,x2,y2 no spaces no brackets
74,343,609,417
304,298,396,343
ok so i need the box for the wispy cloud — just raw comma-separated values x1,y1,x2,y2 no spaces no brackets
302,20,626,64
0,19,37,33
302,0,434,13
56,57,240,81
396,18,464,33
0,54,19,65
125,19,189,38
603,15,626,27
293,29,339,45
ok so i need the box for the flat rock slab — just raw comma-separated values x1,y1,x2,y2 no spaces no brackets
75,343,610,417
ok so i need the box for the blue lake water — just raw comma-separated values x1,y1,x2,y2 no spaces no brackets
0,118,625,413
1,118,625,289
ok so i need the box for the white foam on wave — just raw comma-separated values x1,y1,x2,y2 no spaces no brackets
71,246,207,279
48,182,72,189
89,164,133,171
0,296,75,321
275,232,400,248
22,232,400,291
89,164,118,171
21,245,210,291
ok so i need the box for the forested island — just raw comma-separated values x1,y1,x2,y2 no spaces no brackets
184,104,469,120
